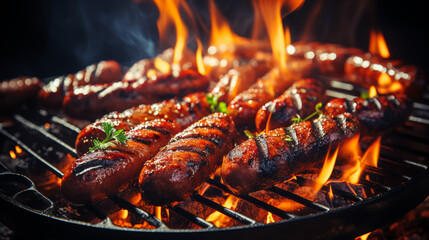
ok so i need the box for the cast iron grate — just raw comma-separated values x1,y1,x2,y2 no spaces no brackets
0,77,429,240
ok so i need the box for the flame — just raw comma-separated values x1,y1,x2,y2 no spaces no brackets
120,209,129,219
368,85,378,98
341,136,381,184
154,57,171,74
369,29,390,58
208,0,248,50
355,232,371,240
362,137,381,168
265,212,276,224
339,134,362,184
155,206,162,220
254,0,303,73
196,39,206,75
9,150,16,159
15,145,22,154
312,145,339,193
154,0,188,64
206,195,240,227
328,185,334,202
44,123,50,129
377,72,392,87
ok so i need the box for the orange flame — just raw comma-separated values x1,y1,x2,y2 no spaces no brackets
206,195,240,227
196,39,206,75
368,85,378,98
355,232,371,240
265,212,276,224
312,145,339,193
9,150,16,159
154,0,188,64
341,136,382,184
339,134,362,184
15,145,22,154
209,0,238,48
369,29,390,58
253,0,304,73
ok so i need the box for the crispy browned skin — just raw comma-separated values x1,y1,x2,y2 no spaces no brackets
344,53,425,98
0,76,42,111
324,93,412,137
63,69,209,119
139,113,236,206
61,118,181,204
287,42,363,76
255,78,325,132
75,92,211,156
221,113,359,195
38,60,122,109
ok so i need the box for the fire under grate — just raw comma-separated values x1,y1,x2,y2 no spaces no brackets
1,77,429,240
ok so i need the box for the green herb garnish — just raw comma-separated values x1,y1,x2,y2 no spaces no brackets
292,102,323,124
89,122,129,152
243,129,292,142
206,93,228,114
360,91,370,100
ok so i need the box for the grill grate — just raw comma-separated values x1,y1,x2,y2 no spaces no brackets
1,78,429,239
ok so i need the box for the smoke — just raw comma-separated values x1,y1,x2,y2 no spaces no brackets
45,0,159,71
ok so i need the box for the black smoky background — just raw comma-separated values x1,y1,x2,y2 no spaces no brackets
0,0,428,81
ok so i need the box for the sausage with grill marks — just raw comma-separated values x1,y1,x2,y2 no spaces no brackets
62,118,181,204
255,78,325,132
75,92,211,156
324,93,412,137
221,113,359,195
139,113,236,206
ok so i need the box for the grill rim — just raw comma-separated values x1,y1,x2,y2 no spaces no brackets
1,164,429,240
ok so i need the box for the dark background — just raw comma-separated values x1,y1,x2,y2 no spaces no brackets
0,0,428,81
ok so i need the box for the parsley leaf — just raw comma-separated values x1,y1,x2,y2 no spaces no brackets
292,102,323,124
206,93,228,114
89,122,129,152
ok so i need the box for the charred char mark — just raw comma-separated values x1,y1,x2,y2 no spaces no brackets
130,136,152,146
333,114,347,134
255,135,278,176
290,90,303,111
285,126,298,149
173,136,223,147
73,159,119,177
145,126,171,135
311,119,326,144
344,99,356,113
192,124,229,134
386,95,400,107
368,97,382,111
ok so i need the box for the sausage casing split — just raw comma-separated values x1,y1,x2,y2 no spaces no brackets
139,112,236,206
61,118,181,204
255,78,325,132
221,113,359,195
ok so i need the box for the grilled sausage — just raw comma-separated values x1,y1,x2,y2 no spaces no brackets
139,112,236,206
38,60,122,109
255,78,325,132
227,68,296,129
0,76,42,111
287,42,363,76
344,53,425,98
324,93,412,137
221,113,359,195
62,118,181,204
63,68,209,119
75,92,211,156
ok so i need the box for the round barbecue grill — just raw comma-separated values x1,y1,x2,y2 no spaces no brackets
1,76,429,240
